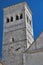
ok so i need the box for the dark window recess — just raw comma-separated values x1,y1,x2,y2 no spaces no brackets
27,16,28,23
7,18,9,23
16,15,19,20
20,14,23,19
11,17,13,22
30,20,31,25
15,47,20,51
27,16,31,26
12,38,14,42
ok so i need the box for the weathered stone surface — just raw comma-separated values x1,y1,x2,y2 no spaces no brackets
2,2,34,65
25,52,43,65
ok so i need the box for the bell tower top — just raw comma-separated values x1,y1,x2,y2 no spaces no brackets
3,2,32,14
3,2,34,47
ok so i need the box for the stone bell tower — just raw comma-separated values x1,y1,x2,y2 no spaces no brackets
2,2,34,65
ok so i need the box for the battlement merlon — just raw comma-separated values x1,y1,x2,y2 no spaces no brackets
3,2,32,15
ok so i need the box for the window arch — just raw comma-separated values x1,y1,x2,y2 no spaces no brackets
27,16,28,23
6,18,9,23
20,13,23,19
30,20,31,25
11,16,13,22
27,16,31,26
16,15,19,20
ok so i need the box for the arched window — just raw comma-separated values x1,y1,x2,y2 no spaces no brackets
30,20,31,25
11,16,13,22
12,38,14,42
27,16,31,26
16,15,19,20
27,16,28,23
7,18,9,23
20,13,23,19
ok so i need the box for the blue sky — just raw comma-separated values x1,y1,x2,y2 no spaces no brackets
0,0,43,59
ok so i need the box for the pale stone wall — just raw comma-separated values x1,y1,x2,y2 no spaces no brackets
25,52,43,65
25,5,34,48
